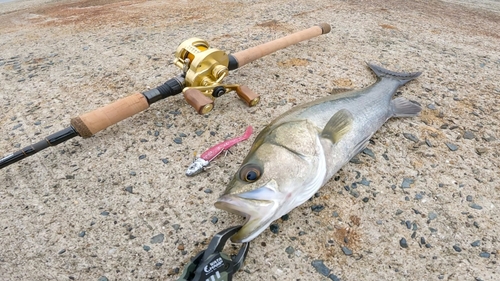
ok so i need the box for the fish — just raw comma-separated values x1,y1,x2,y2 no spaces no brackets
186,126,253,176
215,63,422,243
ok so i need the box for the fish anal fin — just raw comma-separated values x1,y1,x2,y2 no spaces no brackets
349,134,372,160
321,109,354,144
392,97,422,117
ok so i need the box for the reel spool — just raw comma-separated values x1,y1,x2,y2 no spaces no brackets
174,38,260,114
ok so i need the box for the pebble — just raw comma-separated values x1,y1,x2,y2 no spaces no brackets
362,197,369,203
427,104,437,110
332,211,339,217
311,205,325,212
415,193,423,200
169,110,182,116
400,238,408,248
341,246,353,256
329,274,341,281
139,154,146,160
161,158,169,164
420,237,426,244
405,220,412,229
471,240,481,247
428,212,438,220
172,224,180,231
479,252,490,258
475,147,487,155
401,178,414,188
463,131,475,139
311,260,330,276
173,137,182,144
12,124,22,130
78,231,86,237
179,133,187,137
403,133,419,143
97,277,109,281
270,224,279,234
129,171,136,176
349,156,362,164
445,142,458,151
359,177,370,186
469,203,483,210
211,217,218,224
195,129,204,136
425,139,433,147
285,246,295,255
150,233,164,244
125,186,133,193
204,189,212,194
281,214,289,221
58,249,66,254
350,190,360,198
143,245,151,252
362,148,375,159
453,245,462,252
395,209,403,215
100,211,109,216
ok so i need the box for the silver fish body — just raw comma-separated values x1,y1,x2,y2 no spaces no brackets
215,63,422,242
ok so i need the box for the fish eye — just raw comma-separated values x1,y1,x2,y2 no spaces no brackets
239,164,262,183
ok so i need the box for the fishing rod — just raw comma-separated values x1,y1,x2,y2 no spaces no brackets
0,23,331,170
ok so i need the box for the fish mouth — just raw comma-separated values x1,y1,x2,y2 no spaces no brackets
215,194,278,243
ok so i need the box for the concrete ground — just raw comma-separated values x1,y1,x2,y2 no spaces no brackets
0,0,498,280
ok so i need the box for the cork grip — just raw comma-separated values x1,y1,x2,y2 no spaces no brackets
232,23,331,68
70,93,149,138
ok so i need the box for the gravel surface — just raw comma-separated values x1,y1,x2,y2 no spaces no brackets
0,0,499,280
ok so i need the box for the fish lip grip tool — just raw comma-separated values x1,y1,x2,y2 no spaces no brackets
0,23,330,169
177,225,250,281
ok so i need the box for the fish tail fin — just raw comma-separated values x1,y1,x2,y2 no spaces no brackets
391,97,422,117
367,62,422,86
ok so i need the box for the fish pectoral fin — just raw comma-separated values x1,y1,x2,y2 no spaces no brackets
321,109,354,144
391,97,422,117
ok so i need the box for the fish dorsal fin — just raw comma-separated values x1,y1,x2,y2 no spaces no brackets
391,97,422,117
330,88,353,95
321,109,354,144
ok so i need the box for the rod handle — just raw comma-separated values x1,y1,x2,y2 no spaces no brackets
70,93,149,138
230,23,331,69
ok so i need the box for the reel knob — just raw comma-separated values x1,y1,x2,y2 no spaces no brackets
183,88,214,114
236,85,260,107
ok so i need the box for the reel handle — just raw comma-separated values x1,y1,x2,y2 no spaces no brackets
230,23,331,69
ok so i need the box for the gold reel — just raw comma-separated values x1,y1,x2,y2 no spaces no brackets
174,38,260,114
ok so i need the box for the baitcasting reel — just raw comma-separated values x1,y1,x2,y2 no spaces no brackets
174,38,259,114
